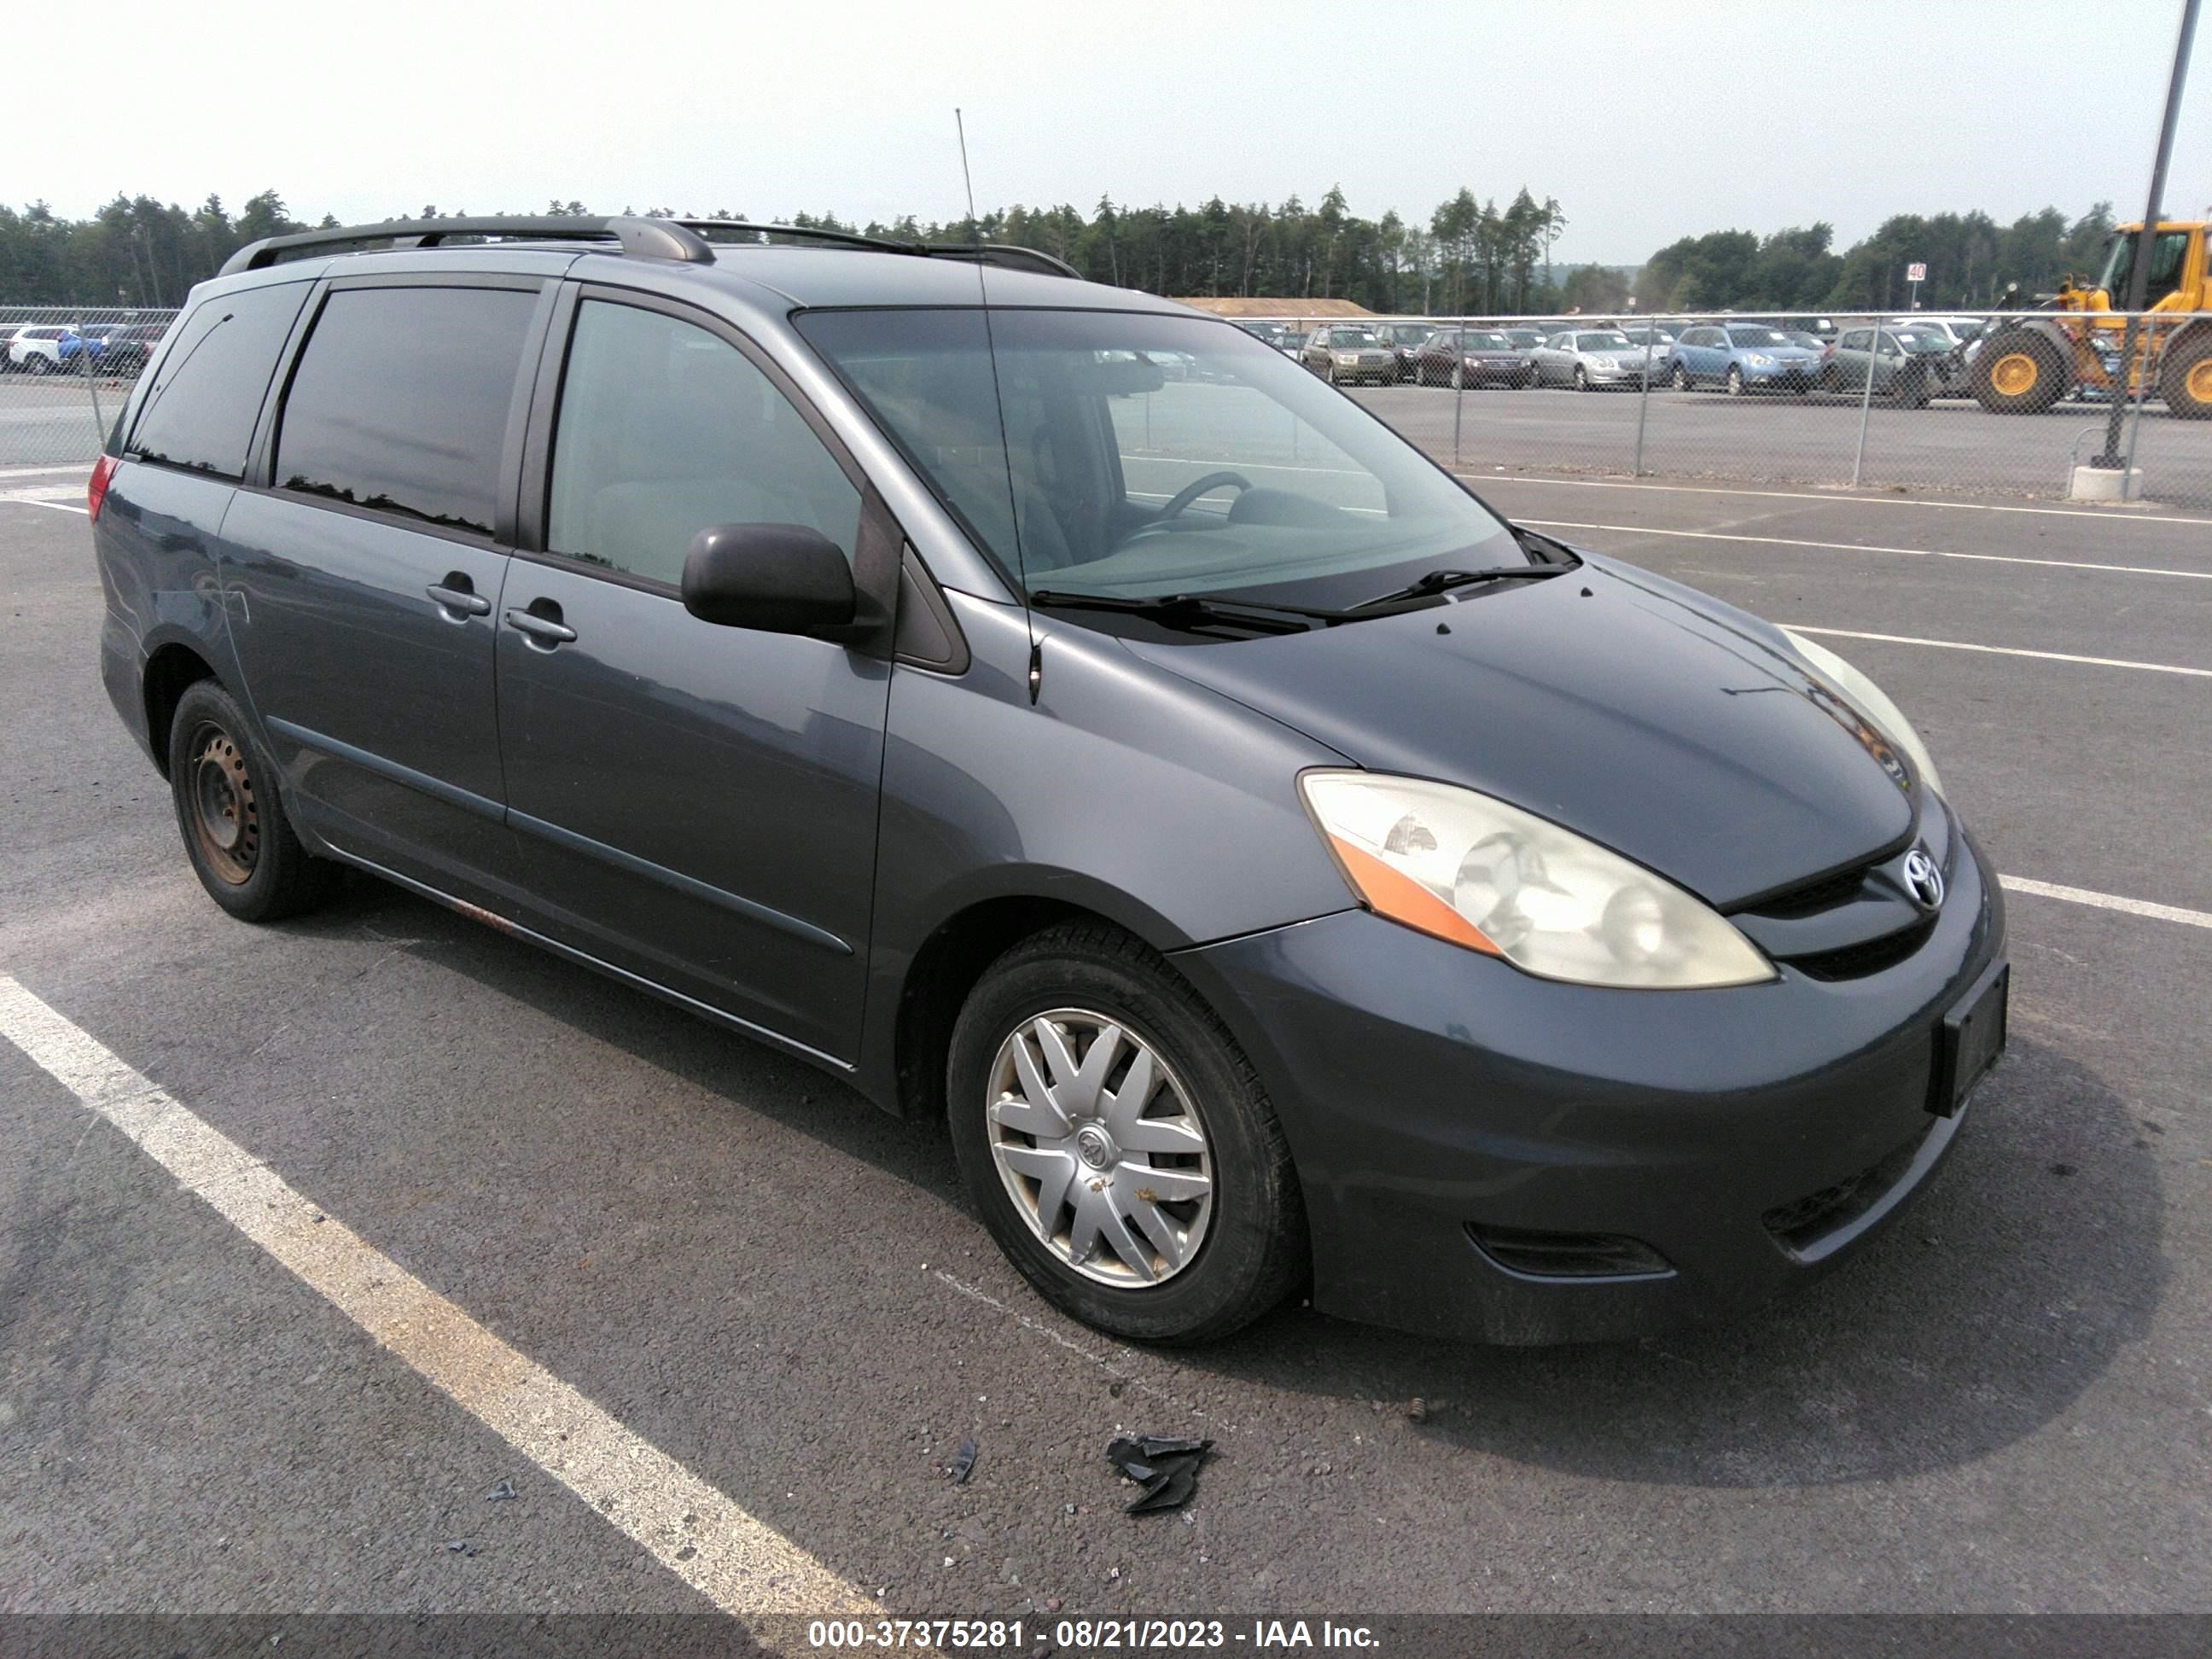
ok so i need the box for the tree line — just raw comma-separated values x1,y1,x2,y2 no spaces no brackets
0,186,1573,314
0,188,2131,317
1639,206,2120,315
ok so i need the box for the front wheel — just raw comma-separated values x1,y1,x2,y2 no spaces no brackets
947,923,1307,1346
166,679,339,922
1725,364,1746,396
1573,364,1589,392
1672,361,1692,391
2161,333,2212,420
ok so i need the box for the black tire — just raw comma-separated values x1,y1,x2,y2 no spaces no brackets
1969,329,2066,414
947,922,1307,1346
2159,332,2212,420
1672,361,1692,391
166,679,339,923
1573,364,1589,392
1725,364,1746,397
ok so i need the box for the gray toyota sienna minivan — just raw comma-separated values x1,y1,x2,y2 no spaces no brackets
90,217,2007,1346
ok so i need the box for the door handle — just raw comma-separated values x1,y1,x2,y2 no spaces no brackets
426,579,491,617
505,605,577,646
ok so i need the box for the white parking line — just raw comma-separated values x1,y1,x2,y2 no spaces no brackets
0,464,91,480
1460,471,2212,530
1786,626,2212,679
1522,518,2212,582
2000,877,2212,931
0,974,873,1622
8,499,87,515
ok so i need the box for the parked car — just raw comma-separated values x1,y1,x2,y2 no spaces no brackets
1498,327,1549,352
1412,328,1534,387
1665,323,1825,393
90,322,167,376
1300,323,1396,384
1371,321,1437,381
90,213,2005,1348
1529,329,1654,389
1818,326,1954,404
6,324,74,375
1887,317,1984,352
1615,323,1678,363
1236,321,1290,352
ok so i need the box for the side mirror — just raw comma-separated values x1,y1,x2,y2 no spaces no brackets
682,523,857,636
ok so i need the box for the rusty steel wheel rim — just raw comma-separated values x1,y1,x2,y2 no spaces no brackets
2186,357,2212,405
186,721,259,885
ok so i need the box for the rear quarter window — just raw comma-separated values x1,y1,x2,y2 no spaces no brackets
125,282,309,480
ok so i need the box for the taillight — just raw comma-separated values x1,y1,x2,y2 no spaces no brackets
87,452,119,521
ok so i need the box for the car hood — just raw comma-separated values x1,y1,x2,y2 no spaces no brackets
1118,555,1915,908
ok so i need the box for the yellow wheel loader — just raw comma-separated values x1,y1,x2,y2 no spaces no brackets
1969,221,2212,417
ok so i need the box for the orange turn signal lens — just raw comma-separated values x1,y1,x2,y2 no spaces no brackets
1327,835,1500,956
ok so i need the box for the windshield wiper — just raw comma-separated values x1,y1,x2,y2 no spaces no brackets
1029,589,1353,634
1347,562,1570,613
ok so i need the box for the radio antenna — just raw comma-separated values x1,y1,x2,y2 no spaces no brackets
954,108,1041,700
955,108,980,242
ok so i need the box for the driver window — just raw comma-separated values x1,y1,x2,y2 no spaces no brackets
546,300,861,586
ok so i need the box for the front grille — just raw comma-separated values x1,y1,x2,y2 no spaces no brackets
1467,1225,1673,1280
1761,1130,1928,1251
1787,917,1936,981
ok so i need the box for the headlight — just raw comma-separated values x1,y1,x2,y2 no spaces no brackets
1336,352,1359,364
1299,771,1775,989
1780,629,1945,797
1745,354,1774,367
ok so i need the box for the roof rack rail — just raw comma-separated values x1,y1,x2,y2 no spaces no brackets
670,220,1080,279
218,216,715,276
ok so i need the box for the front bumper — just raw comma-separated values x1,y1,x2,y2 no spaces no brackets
1175,819,2006,1344
1743,362,1819,387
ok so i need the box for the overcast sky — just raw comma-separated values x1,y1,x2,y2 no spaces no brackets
11,0,2208,265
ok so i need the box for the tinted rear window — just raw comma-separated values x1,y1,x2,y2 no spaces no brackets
126,283,307,480
276,286,538,536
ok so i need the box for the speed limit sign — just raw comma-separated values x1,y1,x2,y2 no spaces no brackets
1906,262,1927,282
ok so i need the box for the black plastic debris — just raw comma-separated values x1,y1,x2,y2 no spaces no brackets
483,1479,518,1502
1105,1435,1213,1514
949,1436,979,1486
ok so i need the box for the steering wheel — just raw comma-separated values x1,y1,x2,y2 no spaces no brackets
1154,470,1253,521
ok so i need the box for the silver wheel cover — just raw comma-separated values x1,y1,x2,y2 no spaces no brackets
985,1009,1214,1288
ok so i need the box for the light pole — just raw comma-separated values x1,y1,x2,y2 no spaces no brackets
2094,0,2199,469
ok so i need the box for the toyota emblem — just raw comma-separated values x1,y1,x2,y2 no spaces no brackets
1901,847,1945,911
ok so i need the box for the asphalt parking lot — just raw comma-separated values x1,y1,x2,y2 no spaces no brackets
3,412,2209,1627
1349,381,2212,510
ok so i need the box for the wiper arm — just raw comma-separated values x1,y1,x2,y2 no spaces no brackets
1029,588,1353,634
1347,562,1570,613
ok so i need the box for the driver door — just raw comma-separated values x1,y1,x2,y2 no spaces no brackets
493,288,895,1064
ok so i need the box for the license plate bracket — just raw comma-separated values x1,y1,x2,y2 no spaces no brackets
1929,959,2008,1117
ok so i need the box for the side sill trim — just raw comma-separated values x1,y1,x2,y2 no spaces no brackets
267,717,851,958
316,844,856,1074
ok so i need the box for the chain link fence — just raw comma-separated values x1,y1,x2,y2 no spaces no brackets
1228,309,2212,510
10,298,2209,512
1,306,178,467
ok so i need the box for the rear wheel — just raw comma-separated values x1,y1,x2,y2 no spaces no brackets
166,680,338,923
947,923,1307,1345
2160,333,2212,420
1970,330,2066,414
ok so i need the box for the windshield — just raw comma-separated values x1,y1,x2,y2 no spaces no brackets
1503,330,1543,346
1328,328,1382,347
1575,333,1633,351
1465,332,1513,351
1890,331,1949,353
1726,327,1791,346
796,307,1522,607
